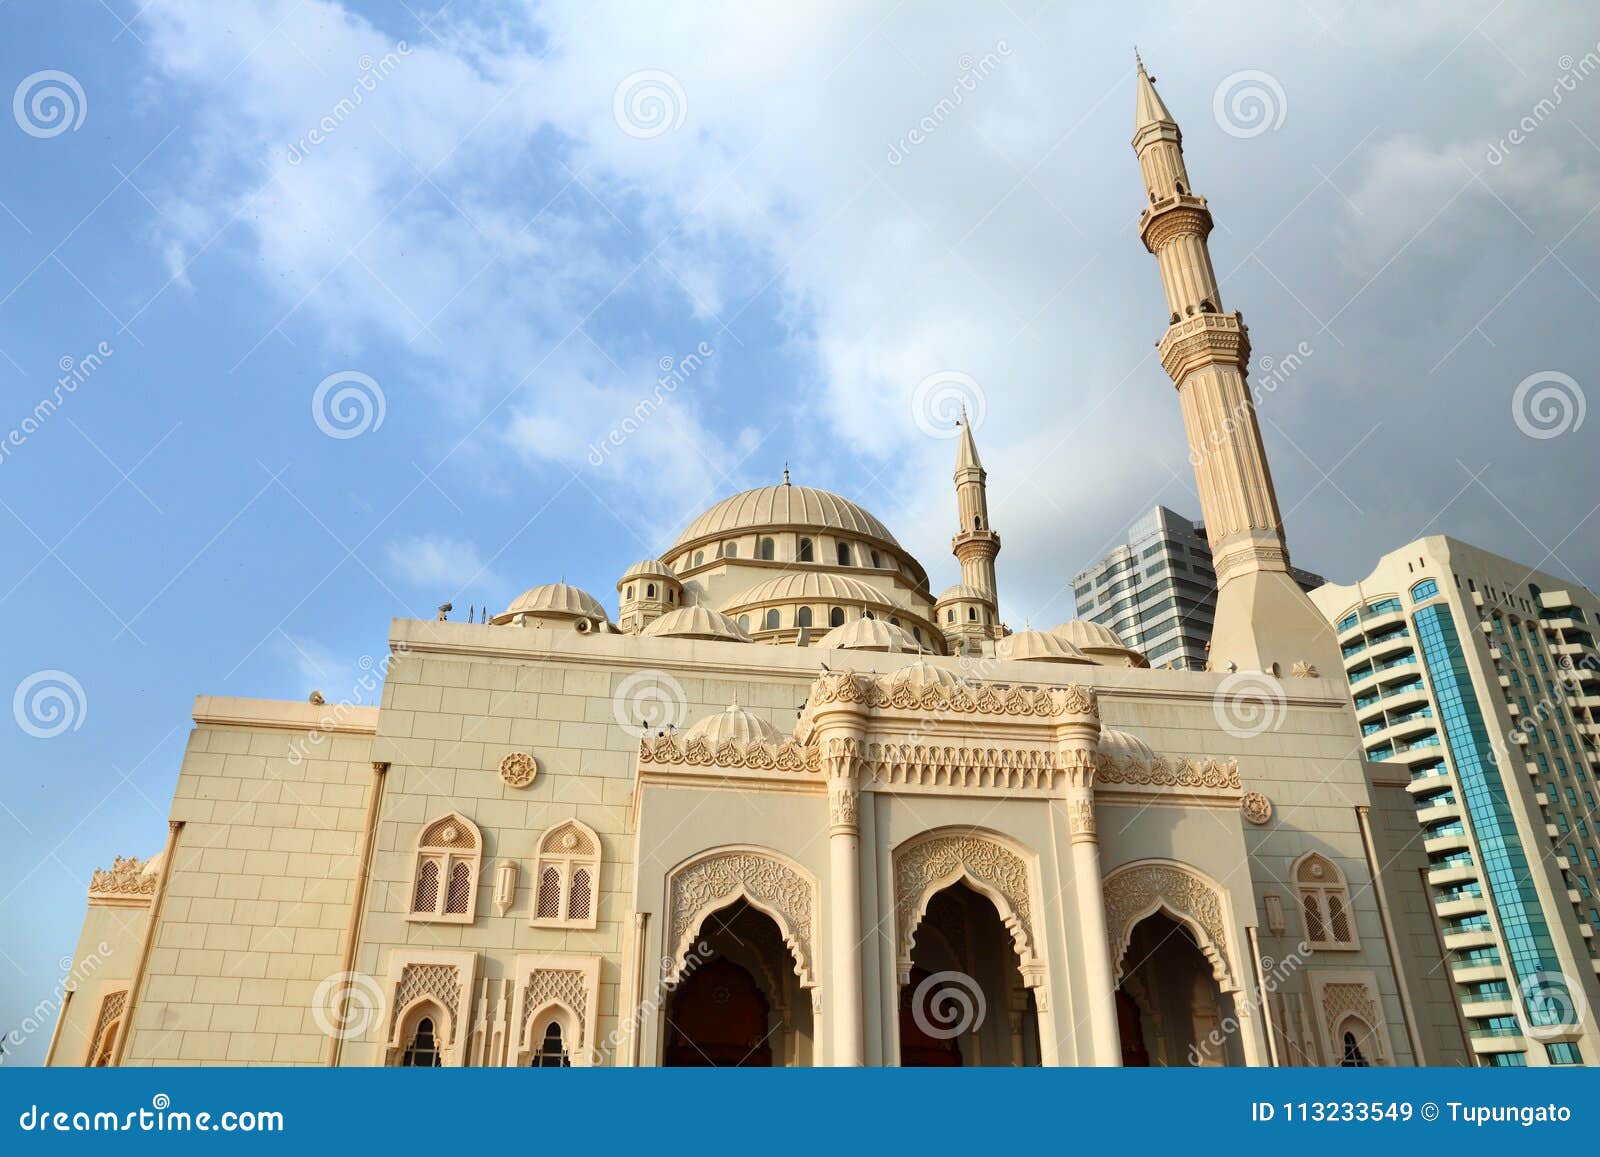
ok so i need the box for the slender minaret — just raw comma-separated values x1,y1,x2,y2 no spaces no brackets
952,410,1000,604
1133,56,1338,676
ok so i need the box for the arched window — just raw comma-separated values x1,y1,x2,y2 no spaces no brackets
758,537,775,561
797,606,813,628
1411,579,1439,602
409,814,482,924
973,516,983,530
694,551,704,567
870,549,881,568
763,608,780,631
913,626,923,644
531,819,602,930
798,538,814,562
668,588,675,603
836,542,851,566
889,616,900,626
625,585,635,600
400,1016,443,1067
646,583,656,598
737,615,750,632
968,607,977,621
864,609,875,620
532,1022,571,1067
946,609,954,623
1340,1031,1369,1067
724,542,738,559
1293,853,1357,949
829,607,844,628
85,989,127,1066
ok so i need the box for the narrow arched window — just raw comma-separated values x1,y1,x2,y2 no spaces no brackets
836,542,851,566
409,814,482,924
797,606,813,628
646,583,656,598
1340,1031,1369,1067
798,538,814,562
829,606,844,628
401,1016,443,1067
625,585,634,600
533,1022,571,1067
530,820,602,930
724,542,737,559
946,609,954,623
974,516,983,530
968,607,977,621
763,608,780,631
738,615,750,631
870,549,881,567
694,551,704,567
1293,853,1358,949
757,537,775,561
85,989,128,1066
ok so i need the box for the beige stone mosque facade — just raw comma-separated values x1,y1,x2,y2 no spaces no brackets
47,61,1481,1069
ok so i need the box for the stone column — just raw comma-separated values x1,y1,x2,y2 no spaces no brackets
1065,749,1122,1066
826,738,864,1066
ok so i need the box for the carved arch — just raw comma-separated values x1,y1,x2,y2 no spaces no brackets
893,828,1042,987
1103,859,1238,991
664,845,818,988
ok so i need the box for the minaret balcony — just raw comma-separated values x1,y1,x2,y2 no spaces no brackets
1157,311,1250,382
1138,193,1213,250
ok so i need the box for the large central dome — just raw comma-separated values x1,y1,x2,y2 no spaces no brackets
670,484,902,553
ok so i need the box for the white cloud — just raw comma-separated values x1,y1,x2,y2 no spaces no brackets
385,533,505,594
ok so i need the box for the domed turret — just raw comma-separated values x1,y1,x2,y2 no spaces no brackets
996,629,1094,665
1049,620,1149,667
1098,727,1157,769
491,582,609,631
935,582,996,653
683,700,785,748
617,559,682,634
640,605,752,644
886,657,967,694
817,617,921,653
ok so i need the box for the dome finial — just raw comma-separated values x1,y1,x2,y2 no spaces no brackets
782,462,791,486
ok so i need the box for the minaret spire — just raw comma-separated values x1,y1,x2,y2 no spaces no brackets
1132,58,1337,676
948,411,1000,640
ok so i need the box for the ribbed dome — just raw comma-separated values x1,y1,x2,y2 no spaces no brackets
818,618,921,653
641,605,752,643
887,657,967,693
1099,727,1157,767
722,571,898,613
671,485,902,551
619,558,678,583
936,583,989,603
1049,620,1148,666
496,582,607,623
683,701,784,747
997,629,1093,664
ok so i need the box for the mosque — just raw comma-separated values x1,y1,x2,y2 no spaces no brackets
47,60,1467,1068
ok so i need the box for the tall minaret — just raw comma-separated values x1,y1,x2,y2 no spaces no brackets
1133,56,1338,676
951,410,1000,605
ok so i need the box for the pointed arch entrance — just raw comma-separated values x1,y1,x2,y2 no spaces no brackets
893,829,1051,1066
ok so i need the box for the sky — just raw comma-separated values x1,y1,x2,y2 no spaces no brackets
1,0,1597,1062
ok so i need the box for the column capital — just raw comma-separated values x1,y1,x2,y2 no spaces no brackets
827,782,860,835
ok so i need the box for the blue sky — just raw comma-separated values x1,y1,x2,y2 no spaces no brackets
2,1,1598,1061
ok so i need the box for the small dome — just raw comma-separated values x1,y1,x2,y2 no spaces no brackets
494,582,608,625
1099,727,1156,767
997,629,1093,664
641,606,753,643
1049,619,1148,667
683,700,785,747
936,582,989,603
140,852,166,879
619,558,679,586
818,618,921,653
887,657,966,693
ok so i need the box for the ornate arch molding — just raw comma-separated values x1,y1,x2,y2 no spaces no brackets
664,846,818,988
1103,859,1238,991
893,828,1043,988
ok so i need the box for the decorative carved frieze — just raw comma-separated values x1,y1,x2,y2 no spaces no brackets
805,670,1099,721
666,850,816,988
520,967,588,1042
860,742,1070,793
87,856,157,905
894,834,1037,979
390,962,465,1043
1096,755,1242,791
639,733,821,775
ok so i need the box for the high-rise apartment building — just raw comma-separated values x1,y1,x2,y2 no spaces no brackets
1311,536,1600,1066
1072,506,1323,670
